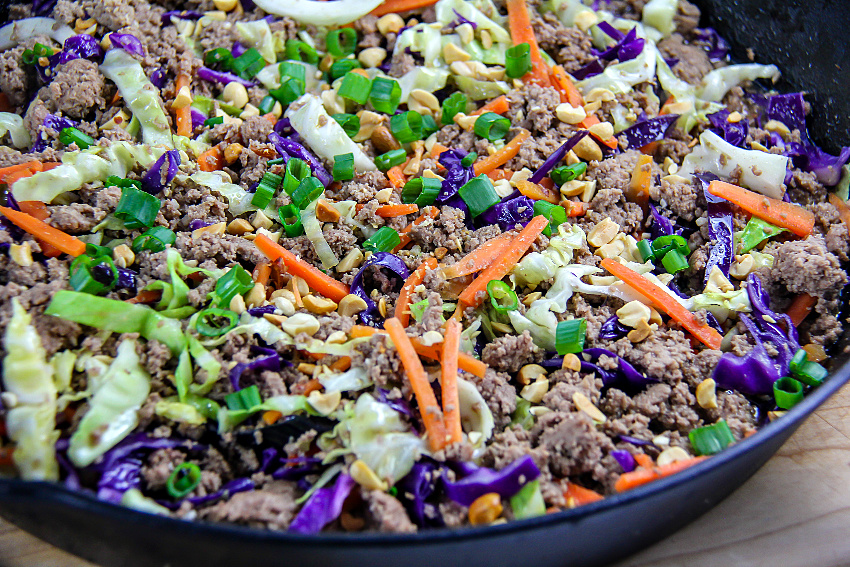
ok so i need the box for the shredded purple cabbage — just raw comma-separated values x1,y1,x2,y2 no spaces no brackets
594,27,644,62
109,34,145,58
150,67,167,89
696,173,734,283
240,0,256,9
97,458,143,504
58,34,104,65
619,434,655,447
695,27,730,61
376,387,415,421
610,450,636,473
707,109,748,147
571,59,605,80
161,10,205,23
116,268,137,290
141,150,180,194
268,133,332,186
349,252,410,327
398,461,443,527
530,130,589,184
443,455,540,506
448,9,478,30
271,457,323,480
479,195,535,232
581,348,656,388
648,203,675,240
247,305,277,317
232,41,247,59
289,473,355,534
197,67,256,88
437,149,475,203
229,345,282,391
32,0,57,17
599,315,630,341
617,115,679,150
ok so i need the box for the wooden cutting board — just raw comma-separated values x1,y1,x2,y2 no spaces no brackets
2,382,849,567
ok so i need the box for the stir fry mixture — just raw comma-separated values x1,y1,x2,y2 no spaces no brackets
0,0,848,533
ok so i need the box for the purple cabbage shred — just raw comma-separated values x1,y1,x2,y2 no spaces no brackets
289,473,355,534
268,132,332,186
599,315,630,340
610,450,636,473
141,150,180,194
109,33,146,58
617,115,679,150
58,35,104,65
197,67,256,88
707,109,748,147
443,455,540,506
349,252,410,327
397,461,443,527
530,131,589,184
696,172,734,283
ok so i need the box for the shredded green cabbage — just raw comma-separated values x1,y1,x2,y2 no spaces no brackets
512,223,586,286
697,63,780,102
236,19,276,64
250,0,383,26
577,41,658,95
641,0,677,36
457,377,494,446
302,199,339,269
0,111,30,148
12,151,110,203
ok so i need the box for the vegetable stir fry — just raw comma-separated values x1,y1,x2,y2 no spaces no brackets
0,0,848,533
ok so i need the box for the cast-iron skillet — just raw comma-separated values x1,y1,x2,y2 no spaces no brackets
1,0,849,565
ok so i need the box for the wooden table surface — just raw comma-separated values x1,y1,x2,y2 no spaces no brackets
2,383,849,567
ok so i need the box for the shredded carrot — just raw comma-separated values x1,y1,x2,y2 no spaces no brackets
376,203,419,218
330,356,352,372
385,317,447,451
253,262,271,286
440,232,514,279
18,200,48,220
562,200,587,217
708,180,815,238
474,129,530,176
174,74,193,138
262,411,282,425
198,146,224,172
371,0,438,16
633,453,654,469
563,482,604,507
458,215,549,309
600,258,723,350
470,95,510,116
627,154,653,209
506,0,551,87
393,205,440,252
441,319,463,444
640,141,659,155
550,65,583,107
386,165,407,189
431,143,449,160
254,234,350,303
0,206,86,257
516,179,560,204
579,113,619,149
0,160,43,184
302,379,323,396
395,257,438,326
828,193,850,230
110,91,122,106
786,293,817,327
350,325,378,339
614,456,708,492
485,168,512,182
125,289,164,305
262,112,277,124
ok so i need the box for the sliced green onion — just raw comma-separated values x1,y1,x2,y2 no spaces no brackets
85,243,113,259
550,162,587,186
651,234,690,259
330,59,361,80
487,280,519,313
131,227,176,254
204,48,234,70
203,116,224,127
555,318,587,355
292,176,323,209
458,174,500,218
69,255,118,295
59,127,94,150
284,158,311,195
224,384,262,411
461,152,477,168
793,360,828,387
232,47,265,80
251,182,276,208
184,395,221,421
369,76,402,114
505,42,532,79
258,95,276,115
114,185,161,229
689,420,735,456
338,72,371,105
22,43,53,65
442,92,468,125
285,39,319,64
269,76,305,106
332,113,360,138
166,462,202,499
267,157,286,166
661,249,689,274
213,264,254,308
474,112,511,141
636,239,653,263
280,60,307,85
105,176,142,190
401,177,441,207
422,114,438,137
773,376,804,409
196,308,238,337
375,149,407,171
739,216,787,254
279,204,305,237
390,111,423,144
788,348,807,374
326,28,358,58
363,226,401,253
533,200,567,237
332,153,355,182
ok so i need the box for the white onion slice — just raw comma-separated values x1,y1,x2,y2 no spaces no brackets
0,17,74,51
251,0,384,27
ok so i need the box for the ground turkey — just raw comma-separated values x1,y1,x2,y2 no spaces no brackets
481,330,541,373
47,59,106,119
772,236,847,297
200,481,300,530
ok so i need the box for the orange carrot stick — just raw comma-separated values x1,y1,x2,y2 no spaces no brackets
0,160,42,184
198,146,224,172
708,180,815,238
486,168,512,181
627,154,653,208
386,165,407,189
0,206,86,257
396,257,438,326
600,258,723,350
330,356,352,372
828,193,850,229
385,317,447,451
125,289,164,305
563,482,604,507
17,200,62,257
431,143,449,160
174,74,192,138
441,319,463,444
393,205,440,252
458,215,548,309
375,203,419,218
550,66,583,107
440,232,514,279
253,262,271,286
371,0,438,16
517,179,560,204
470,95,510,116
614,456,708,492
563,200,587,217
474,129,530,176
254,234,350,303
786,293,817,327
506,0,551,87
